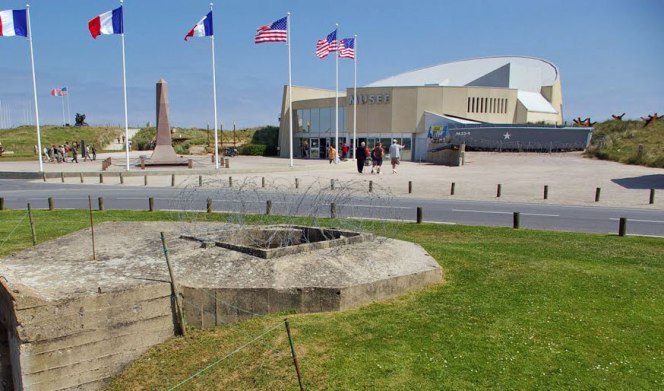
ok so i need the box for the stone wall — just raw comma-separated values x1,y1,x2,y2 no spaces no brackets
0,282,176,391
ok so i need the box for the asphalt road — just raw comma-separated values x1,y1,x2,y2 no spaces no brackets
1,179,663,237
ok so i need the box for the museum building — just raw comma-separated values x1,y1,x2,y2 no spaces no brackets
277,56,578,161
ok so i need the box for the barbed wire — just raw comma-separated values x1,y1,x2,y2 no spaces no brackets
171,175,403,249
166,320,285,391
0,211,29,253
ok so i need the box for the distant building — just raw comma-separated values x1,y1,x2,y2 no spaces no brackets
278,56,591,161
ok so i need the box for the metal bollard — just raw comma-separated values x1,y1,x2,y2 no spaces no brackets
187,159,193,169
451,182,455,195
42,173,46,182
206,198,213,213
650,189,655,205
98,197,104,211
149,197,154,212
199,175,202,187
331,179,335,190
295,178,299,189
140,157,145,170
595,187,601,202
80,173,84,183
262,177,265,188
99,173,104,184
497,184,502,198
229,176,233,187
618,217,627,237
266,200,272,215
144,175,148,186
369,180,373,193
48,197,54,211
224,158,229,168
416,207,423,224
544,185,549,200
408,181,412,194
513,212,520,229
120,173,124,184
330,202,336,219
61,172,65,183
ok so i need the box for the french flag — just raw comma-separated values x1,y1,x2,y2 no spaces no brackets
184,11,213,41
0,9,28,37
88,6,123,39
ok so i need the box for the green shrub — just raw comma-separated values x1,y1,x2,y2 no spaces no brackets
239,143,278,156
132,127,156,151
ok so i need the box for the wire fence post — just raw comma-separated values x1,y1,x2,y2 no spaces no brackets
27,202,36,246
284,318,305,391
87,195,97,261
161,232,186,336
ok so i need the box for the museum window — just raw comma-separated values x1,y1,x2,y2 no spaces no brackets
310,108,320,132
467,97,471,112
471,97,475,113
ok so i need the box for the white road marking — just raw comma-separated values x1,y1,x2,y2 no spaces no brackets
609,218,664,224
452,209,558,217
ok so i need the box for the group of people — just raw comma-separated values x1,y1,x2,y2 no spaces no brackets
42,142,96,163
355,139,404,174
326,143,351,164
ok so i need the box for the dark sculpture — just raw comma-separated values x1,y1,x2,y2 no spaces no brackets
75,113,89,127
611,113,625,121
641,113,662,128
572,117,596,127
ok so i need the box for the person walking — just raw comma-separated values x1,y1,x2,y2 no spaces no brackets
355,141,368,173
72,146,79,163
389,139,404,173
371,143,384,174
328,144,337,164
91,145,97,161
341,143,349,160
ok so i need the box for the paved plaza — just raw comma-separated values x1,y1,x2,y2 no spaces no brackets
1,150,662,208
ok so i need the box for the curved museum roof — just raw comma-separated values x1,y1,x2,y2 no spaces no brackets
366,56,559,93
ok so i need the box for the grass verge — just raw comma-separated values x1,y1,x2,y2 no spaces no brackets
0,210,662,390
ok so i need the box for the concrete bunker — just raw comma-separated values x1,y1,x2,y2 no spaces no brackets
0,221,442,390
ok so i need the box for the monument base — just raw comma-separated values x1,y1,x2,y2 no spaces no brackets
144,144,189,166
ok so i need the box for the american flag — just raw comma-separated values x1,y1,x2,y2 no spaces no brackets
315,29,337,59
339,38,355,59
59,87,68,96
315,39,330,58
255,16,287,43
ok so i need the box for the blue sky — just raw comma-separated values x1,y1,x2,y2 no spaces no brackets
1,0,662,129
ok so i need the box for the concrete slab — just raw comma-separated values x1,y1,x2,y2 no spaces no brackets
0,221,442,390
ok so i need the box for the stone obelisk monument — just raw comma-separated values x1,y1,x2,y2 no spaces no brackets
147,79,187,165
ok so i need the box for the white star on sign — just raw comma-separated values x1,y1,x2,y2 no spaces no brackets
503,132,511,140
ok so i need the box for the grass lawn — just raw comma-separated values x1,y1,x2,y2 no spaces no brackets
0,210,662,390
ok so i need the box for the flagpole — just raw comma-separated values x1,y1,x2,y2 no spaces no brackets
334,24,339,164
353,34,357,161
287,12,293,167
210,3,219,169
26,4,43,172
120,0,130,170
60,94,66,126
65,88,71,125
